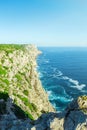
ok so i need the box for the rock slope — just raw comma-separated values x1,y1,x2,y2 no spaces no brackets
0,44,54,120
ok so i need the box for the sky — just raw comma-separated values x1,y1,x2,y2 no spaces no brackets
0,0,87,46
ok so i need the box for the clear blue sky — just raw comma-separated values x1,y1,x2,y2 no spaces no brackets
0,0,87,46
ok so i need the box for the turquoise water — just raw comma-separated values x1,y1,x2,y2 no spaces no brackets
37,47,87,111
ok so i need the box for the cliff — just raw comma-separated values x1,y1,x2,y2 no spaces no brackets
0,44,54,120
0,44,87,130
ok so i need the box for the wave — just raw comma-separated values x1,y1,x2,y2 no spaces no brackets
52,68,63,78
51,69,86,91
38,72,43,78
36,65,40,71
62,76,86,90
38,64,86,91
52,102,57,109
62,76,70,80
47,90,52,96
47,90,73,103
45,60,49,63
56,70,63,77
70,84,86,90
37,50,87,112
50,95,73,102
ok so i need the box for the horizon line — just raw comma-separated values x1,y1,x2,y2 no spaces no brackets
0,43,87,47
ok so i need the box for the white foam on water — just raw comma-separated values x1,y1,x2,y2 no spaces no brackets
57,71,63,76
69,78,79,85
36,65,39,68
47,90,52,96
45,60,49,63
38,72,43,78
52,102,57,109
53,69,63,78
70,84,86,90
62,76,70,80
68,78,86,90
50,95,73,102
62,76,86,90
36,65,40,71
47,90,73,103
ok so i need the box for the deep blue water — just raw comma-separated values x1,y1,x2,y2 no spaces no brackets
37,47,87,111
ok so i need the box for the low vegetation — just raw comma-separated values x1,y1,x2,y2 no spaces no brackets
0,44,36,120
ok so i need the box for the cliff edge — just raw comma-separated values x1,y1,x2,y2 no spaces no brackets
0,44,54,120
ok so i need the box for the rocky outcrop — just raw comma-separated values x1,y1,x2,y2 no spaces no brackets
30,96,87,130
0,95,87,130
63,96,87,130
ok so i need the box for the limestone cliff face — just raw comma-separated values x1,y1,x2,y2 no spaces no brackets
0,44,54,120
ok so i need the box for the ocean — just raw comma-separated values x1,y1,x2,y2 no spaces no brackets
37,47,87,111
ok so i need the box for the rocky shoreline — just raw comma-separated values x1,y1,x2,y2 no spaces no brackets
0,44,87,130
0,95,87,130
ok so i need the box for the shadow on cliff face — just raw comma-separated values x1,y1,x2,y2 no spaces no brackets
0,92,87,130
0,92,29,119
63,99,87,130
31,112,64,130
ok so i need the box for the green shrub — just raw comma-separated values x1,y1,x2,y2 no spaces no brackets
25,111,34,120
0,65,7,76
15,74,22,81
3,79,9,86
17,95,34,111
23,90,29,96
31,103,37,112
9,58,13,63
1,59,4,64
0,44,25,52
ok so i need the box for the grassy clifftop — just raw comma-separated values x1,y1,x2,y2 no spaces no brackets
0,44,54,120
